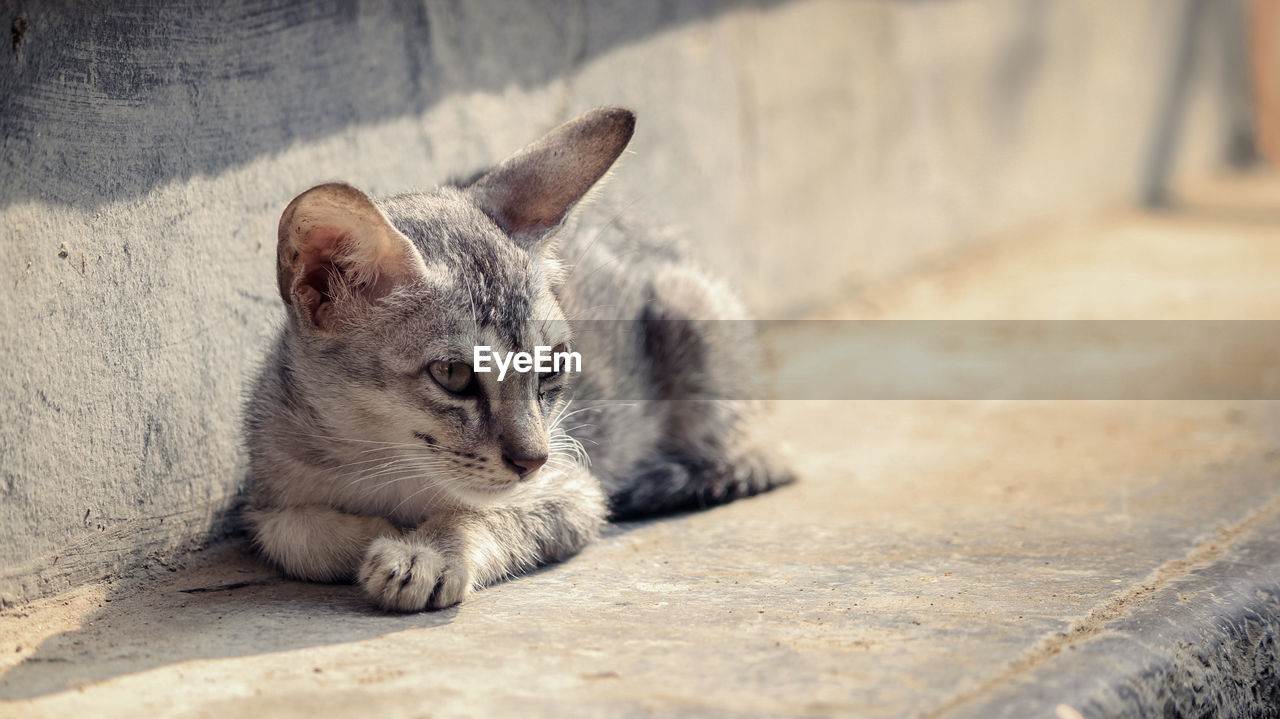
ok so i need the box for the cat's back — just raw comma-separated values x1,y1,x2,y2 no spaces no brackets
555,199,687,321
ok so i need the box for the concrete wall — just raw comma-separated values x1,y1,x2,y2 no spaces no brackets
0,0,1240,607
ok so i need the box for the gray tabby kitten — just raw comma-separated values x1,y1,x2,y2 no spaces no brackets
245,107,794,611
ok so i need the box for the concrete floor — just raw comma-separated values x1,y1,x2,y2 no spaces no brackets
2,173,1279,717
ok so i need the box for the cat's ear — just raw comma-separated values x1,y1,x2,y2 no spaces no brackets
467,106,635,249
276,183,427,333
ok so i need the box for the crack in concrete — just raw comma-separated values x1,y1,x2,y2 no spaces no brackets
921,491,1280,718
177,580,273,594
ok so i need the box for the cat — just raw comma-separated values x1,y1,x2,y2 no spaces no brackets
244,106,795,611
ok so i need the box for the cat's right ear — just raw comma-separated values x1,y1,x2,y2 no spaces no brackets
276,183,427,334
466,106,636,250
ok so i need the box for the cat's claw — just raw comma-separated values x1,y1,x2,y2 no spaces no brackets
358,537,472,611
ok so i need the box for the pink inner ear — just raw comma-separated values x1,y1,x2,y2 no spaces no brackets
297,227,349,278
292,226,349,325
299,225,345,258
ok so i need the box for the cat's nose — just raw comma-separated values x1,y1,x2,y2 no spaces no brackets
503,453,548,479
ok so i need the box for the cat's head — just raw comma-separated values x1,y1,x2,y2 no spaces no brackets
272,107,634,506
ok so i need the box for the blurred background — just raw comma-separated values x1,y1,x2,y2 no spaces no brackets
1,0,1277,606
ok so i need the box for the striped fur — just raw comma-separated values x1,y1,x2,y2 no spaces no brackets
244,108,794,611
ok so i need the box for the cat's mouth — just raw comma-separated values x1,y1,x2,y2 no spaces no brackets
448,480,522,508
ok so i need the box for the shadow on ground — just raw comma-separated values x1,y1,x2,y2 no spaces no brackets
0,519,664,700
0,543,456,700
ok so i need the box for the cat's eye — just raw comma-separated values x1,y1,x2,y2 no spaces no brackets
428,360,475,395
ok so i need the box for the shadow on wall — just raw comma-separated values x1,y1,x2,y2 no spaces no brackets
0,0,787,211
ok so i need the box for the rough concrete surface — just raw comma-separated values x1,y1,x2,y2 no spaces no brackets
1,173,1278,717
0,0,1241,607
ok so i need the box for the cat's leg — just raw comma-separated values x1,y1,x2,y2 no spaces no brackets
608,447,795,520
246,504,401,582
358,468,605,611
609,266,796,520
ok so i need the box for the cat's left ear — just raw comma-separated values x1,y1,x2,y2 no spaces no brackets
467,106,635,250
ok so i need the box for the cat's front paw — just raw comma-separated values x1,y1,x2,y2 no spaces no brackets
358,537,472,611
